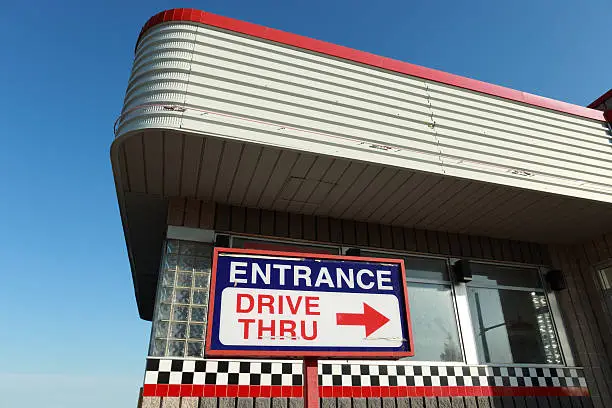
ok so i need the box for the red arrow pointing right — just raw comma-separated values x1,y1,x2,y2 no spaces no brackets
336,302,390,337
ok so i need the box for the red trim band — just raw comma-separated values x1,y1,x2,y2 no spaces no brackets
142,384,589,398
137,8,605,122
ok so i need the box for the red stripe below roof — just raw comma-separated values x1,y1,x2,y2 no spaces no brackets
137,8,605,122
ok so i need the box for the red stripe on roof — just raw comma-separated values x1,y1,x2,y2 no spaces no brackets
137,8,605,122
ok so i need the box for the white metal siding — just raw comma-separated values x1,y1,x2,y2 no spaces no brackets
117,22,612,203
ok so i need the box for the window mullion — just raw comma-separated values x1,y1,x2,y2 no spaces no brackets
453,282,479,365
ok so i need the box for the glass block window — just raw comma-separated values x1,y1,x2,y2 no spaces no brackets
149,239,212,358
466,263,562,365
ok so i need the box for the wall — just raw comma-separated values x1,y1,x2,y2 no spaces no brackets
134,197,605,408
549,236,612,408
118,22,612,204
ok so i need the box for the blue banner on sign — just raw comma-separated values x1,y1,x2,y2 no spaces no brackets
206,249,413,358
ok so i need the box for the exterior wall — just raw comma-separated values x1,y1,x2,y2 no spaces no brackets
117,22,612,204
136,198,605,408
549,237,612,407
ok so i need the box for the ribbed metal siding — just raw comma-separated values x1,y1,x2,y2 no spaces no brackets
117,22,612,203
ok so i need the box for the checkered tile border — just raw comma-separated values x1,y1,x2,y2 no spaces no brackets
144,359,587,390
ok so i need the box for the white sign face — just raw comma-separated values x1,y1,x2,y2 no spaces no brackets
206,249,413,358
218,287,403,348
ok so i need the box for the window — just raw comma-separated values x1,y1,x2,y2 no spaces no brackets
232,237,339,254
597,265,612,318
362,251,462,362
466,263,562,365
149,239,213,358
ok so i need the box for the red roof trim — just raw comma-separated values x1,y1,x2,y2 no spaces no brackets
588,88,612,109
137,8,606,122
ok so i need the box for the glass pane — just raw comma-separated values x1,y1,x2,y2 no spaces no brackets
150,339,167,356
170,323,187,339
164,254,178,271
469,263,542,288
362,251,449,281
193,289,208,305
468,287,562,364
168,340,185,357
179,256,195,272
166,240,179,254
194,273,210,288
173,306,189,321
194,257,211,273
191,306,207,322
154,321,169,338
157,304,171,320
161,270,175,287
187,341,203,357
176,272,193,287
189,324,205,339
233,238,339,254
402,283,462,362
174,288,190,304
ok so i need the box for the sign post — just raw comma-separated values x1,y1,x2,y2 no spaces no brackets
205,248,414,406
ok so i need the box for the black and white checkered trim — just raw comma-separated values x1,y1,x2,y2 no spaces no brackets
144,358,586,388
145,359,303,386
319,363,586,388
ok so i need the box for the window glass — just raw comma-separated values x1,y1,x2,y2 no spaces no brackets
232,237,339,254
149,239,212,358
363,251,460,361
469,263,542,288
407,282,462,361
362,251,449,281
467,262,563,365
598,266,612,318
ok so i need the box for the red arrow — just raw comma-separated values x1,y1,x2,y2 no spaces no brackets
336,302,390,337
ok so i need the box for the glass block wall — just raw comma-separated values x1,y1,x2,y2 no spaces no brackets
149,239,213,358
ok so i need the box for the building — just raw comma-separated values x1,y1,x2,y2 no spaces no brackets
111,8,612,408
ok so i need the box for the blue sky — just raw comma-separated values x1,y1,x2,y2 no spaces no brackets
0,1,609,407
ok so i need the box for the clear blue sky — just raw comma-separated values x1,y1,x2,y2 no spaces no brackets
0,1,609,407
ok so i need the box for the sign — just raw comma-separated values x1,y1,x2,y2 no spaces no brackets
205,248,413,357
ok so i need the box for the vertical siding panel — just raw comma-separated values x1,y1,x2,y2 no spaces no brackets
231,206,246,233
469,235,483,259
199,201,215,229
303,215,316,241
380,225,393,249
123,133,147,194
448,233,462,257
500,240,514,262
438,232,451,256
317,217,331,243
329,218,343,244
215,203,231,231
368,223,382,247
245,208,261,235
183,199,201,228
479,236,493,260
163,132,183,197
490,238,504,262
343,220,357,245
404,228,418,252
510,240,523,263
415,229,429,253
529,242,544,265
354,221,368,246
179,135,204,197
260,209,275,236
425,230,440,254
392,226,405,250
274,211,289,237
167,197,186,226
289,213,303,239
458,234,472,258
143,130,164,196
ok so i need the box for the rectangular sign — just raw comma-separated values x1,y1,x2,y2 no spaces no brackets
206,248,414,357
